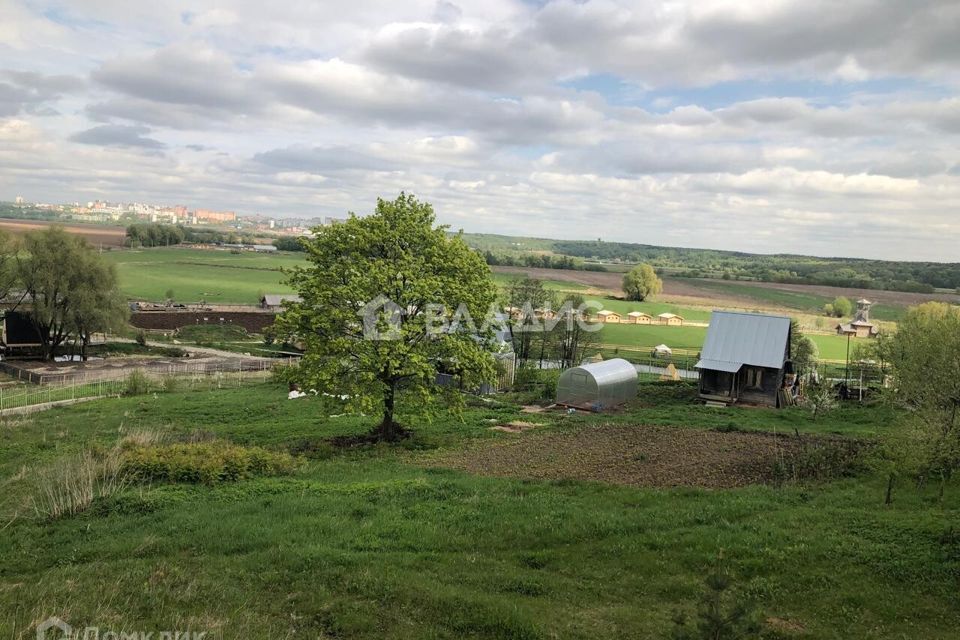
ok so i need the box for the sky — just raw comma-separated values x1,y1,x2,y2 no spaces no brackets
1,0,959,262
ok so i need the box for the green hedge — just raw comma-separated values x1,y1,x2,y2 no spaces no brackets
121,441,297,484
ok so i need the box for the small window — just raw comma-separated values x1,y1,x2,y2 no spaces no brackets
745,369,763,390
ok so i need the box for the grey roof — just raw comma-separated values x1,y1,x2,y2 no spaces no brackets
695,311,790,371
261,294,302,306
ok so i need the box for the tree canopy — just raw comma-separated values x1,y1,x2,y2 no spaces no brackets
273,194,500,441
15,227,128,359
883,302,960,499
622,263,662,301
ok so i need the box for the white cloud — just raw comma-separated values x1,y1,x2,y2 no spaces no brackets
0,0,959,260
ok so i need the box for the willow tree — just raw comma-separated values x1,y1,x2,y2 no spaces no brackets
273,194,499,441
622,263,662,301
15,227,128,360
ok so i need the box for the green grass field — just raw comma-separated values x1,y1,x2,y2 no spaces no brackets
1,383,957,638
598,323,853,361
106,247,301,303
692,280,905,322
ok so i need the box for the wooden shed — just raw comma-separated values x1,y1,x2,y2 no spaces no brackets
658,312,684,326
695,311,792,407
626,311,653,324
596,310,621,323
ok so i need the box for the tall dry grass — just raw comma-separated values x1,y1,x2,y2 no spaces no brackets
28,449,129,520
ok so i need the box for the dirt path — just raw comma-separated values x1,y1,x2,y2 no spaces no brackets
424,424,852,489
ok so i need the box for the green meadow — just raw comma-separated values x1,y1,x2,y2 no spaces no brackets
105,247,300,303
1,383,957,639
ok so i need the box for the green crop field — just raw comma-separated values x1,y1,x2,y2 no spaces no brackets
492,272,590,292
2,383,957,639
105,247,302,303
692,280,905,321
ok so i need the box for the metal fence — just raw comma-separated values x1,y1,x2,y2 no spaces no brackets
16,357,291,386
0,357,300,413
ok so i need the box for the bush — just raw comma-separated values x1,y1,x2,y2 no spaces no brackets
121,441,298,485
135,330,147,346
124,369,151,396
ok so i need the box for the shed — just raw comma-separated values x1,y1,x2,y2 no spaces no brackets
556,358,638,410
596,310,621,323
695,311,792,407
626,311,653,324
260,294,303,309
658,312,684,326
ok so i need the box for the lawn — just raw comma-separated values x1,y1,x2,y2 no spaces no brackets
1,383,958,639
105,247,303,303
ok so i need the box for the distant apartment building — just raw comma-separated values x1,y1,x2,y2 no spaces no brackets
194,208,237,223
14,196,24,205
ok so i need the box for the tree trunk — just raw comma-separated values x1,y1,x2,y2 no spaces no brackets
377,380,399,441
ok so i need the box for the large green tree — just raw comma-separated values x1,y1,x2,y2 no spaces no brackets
15,227,128,360
883,302,960,500
274,194,500,441
622,263,662,301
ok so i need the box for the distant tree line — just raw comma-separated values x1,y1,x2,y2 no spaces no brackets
482,250,608,272
126,223,257,247
273,236,306,252
548,239,958,292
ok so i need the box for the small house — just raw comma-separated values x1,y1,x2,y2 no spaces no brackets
260,294,303,310
556,358,638,410
626,311,653,324
596,310,622,323
695,311,792,407
836,299,879,338
658,312,684,326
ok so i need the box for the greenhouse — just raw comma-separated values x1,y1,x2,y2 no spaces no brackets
555,358,638,410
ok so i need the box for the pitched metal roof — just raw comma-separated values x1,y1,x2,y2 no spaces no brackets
261,294,302,306
695,311,790,371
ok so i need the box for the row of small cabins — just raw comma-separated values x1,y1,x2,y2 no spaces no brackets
504,307,685,326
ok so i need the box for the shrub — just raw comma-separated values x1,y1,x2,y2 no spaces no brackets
135,330,147,346
121,441,298,485
124,369,151,396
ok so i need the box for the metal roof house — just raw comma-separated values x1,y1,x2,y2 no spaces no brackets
556,358,638,410
695,311,792,407
260,294,303,310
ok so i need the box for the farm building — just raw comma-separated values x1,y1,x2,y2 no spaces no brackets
259,294,303,310
695,311,792,407
556,358,638,410
626,311,653,324
836,298,879,338
596,310,622,323
1,310,44,353
658,312,684,326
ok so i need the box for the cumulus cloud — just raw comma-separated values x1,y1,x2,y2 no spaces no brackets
1,0,959,260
